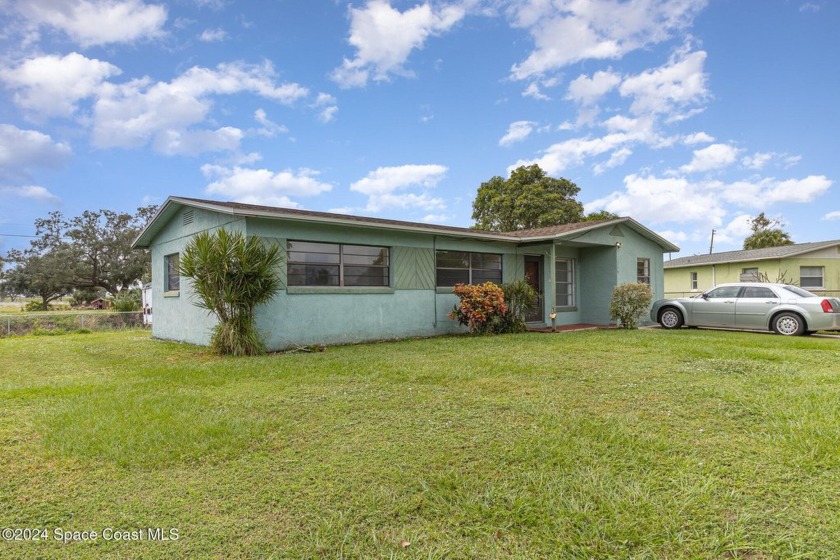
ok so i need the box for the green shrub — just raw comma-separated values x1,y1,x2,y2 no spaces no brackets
113,289,142,312
24,300,53,312
497,280,538,333
609,282,653,329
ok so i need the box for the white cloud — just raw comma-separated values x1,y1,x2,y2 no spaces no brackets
587,173,725,226
593,147,632,175
201,164,332,207
823,211,840,221
499,121,535,146
679,143,739,173
153,127,242,156
619,48,709,119
0,185,61,203
0,52,121,118
741,152,773,170
92,61,308,153
566,70,621,105
683,131,714,145
0,124,72,172
311,93,338,123
350,164,447,212
253,108,288,137
509,0,707,80
331,0,465,88
522,82,550,100
199,28,227,42
763,175,832,204
422,213,449,223
17,0,167,47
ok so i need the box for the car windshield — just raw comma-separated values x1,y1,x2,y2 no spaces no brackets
782,285,817,298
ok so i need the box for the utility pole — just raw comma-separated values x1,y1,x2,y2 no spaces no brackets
709,229,716,254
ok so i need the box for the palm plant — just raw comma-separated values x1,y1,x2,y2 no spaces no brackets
180,229,283,356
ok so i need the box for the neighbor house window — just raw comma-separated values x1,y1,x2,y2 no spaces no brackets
435,251,502,287
164,253,180,292
690,271,698,291
287,241,390,287
800,266,824,289
637,258,650,284
555,259,575,307
741,267,759,281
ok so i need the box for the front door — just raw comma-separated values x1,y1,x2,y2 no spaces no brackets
524,255,543,322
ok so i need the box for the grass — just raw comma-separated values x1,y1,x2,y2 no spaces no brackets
1,329,839,558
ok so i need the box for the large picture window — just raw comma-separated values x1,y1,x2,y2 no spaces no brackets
555,258,575,307
637,258,650,284
800,266,824,289
435,251,502,287
164,253,180,291
287,241,389,287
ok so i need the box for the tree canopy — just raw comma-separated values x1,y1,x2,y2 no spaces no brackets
743,213,794,250
1,206,156,307
471,165,584,231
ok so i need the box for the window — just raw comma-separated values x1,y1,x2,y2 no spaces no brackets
741,286,776,299
555,259,575,307
435,251,502,287
637,258,650,284
164,253,180,292
690,271,698,291
800,266,824,289
287,241,389,287
705,286,741,299
741,267,759,281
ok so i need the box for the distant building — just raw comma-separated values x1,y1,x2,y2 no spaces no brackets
664,240,840,296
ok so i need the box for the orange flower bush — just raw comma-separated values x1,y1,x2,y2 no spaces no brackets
448,282,508,334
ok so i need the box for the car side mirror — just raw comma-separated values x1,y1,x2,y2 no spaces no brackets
700,293,709,300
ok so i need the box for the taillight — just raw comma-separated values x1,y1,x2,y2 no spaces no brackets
821,299,833,313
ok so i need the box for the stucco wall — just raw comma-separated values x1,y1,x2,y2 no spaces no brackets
147,208,672,348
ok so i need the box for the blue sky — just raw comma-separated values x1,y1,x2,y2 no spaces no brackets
1,0,837,257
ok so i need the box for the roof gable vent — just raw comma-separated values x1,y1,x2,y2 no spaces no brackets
609,225,625,237
183,209,194,227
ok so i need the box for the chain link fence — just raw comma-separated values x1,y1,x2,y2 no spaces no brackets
1,311,148,338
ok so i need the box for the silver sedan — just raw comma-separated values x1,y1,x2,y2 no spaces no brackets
650,282,840,336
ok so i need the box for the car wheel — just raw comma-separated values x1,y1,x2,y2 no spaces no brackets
658,308,684,330
772,312,805,336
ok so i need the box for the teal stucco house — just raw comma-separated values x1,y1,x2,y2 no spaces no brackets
133,197,679,349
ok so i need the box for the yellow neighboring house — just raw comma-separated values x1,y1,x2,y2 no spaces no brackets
664,240,840,297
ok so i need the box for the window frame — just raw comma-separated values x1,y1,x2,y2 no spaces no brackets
800,266,824,289
690,271,698,291
287,241,390,288
637,258,651,284
164,253,180,292
435,250,502,287
555,258,576,308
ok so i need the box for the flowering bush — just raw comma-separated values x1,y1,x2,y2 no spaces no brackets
449,282,508,334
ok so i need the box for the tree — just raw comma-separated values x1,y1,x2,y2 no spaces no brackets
583,210,620,222
743,212,793,250
3,247,75,309
472,165,584,231
180,229,283,356
32,206,157,294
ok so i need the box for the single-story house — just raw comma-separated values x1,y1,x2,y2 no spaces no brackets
664,240,840,296
132,197,679,350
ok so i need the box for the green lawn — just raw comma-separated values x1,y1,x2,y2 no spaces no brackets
1,329,839,558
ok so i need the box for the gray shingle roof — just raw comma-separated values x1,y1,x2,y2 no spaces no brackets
133,196,679,252
664,240,840,268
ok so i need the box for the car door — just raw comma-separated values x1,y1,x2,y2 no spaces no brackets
691,286,742,327
735,286,780,329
